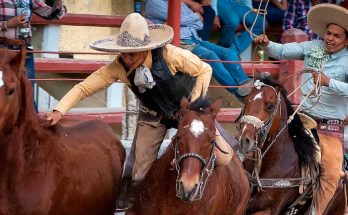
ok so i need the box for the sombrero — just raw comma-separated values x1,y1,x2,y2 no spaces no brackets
90,13,173,53
308,4,348,38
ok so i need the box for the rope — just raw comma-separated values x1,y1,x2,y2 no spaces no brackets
243,0,269,40
285,68,324,119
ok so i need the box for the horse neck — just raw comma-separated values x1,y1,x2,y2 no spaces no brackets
150,144,177,181
244,104,299,176
258,103,300,175
0,122,44,188
0,76,42,171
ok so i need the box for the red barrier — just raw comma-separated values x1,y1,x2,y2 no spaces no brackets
32,13,125,27
32,12,306,125
39,108,241,124
35,58,282,77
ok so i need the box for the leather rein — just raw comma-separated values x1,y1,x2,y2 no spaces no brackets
171,109,228,201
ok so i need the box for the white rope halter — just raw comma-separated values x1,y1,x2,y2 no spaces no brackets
240,115,265,129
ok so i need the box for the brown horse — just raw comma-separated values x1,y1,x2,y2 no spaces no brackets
237,74,347,214
0,47,125,214
127,97,250,215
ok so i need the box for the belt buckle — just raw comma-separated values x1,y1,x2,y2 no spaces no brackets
140,106,157,116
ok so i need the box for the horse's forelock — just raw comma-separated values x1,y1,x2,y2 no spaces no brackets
188,97,212,112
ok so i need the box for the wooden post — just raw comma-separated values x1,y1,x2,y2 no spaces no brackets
167,0,181,46
279,28,308,104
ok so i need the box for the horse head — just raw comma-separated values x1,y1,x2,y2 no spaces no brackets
238,77,284,156
237,76,322,214
0,47,30,135
174,97,221,202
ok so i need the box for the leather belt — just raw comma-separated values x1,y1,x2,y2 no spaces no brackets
139,105,158,116
304,112,343,125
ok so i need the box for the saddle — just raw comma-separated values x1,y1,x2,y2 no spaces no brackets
298,113,317,131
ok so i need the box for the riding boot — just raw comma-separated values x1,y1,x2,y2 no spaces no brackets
115,177,132,212
214,127,234,166
314,135,344,215
115,133,137,212
127,183,139,209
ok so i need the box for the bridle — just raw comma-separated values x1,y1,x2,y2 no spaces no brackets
239,81,283,158
171,106,231,200
238,80,311,192
172,133,216,201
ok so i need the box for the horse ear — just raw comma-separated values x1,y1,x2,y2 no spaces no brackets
9,47,26,74
210,98,222,118
275,86,281,92
180,97,190,112
255,70,262,80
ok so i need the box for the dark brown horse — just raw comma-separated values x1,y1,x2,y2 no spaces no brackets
127,97,250,215
0,47,125,214
238,74,347,214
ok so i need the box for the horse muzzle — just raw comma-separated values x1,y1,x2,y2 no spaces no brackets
176,178,200,202
239,137,255,154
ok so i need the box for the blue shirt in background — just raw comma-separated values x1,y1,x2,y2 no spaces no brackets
265,40,348,120
144,0,203,40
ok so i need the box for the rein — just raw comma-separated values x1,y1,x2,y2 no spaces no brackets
172,134,216,201
240,81,282,159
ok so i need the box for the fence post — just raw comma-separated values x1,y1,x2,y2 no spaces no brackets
167,0,181,46
279,28,308,104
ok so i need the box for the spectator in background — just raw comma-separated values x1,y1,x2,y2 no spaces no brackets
145,0,254,98
253,0,288,25
216,0,266,54
183,0,217,40
0,0,66,110
283,0,336,40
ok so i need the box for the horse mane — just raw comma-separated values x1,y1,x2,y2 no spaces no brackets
15,52,40,135
255,74,318,167
188,97,212,112
21,71,37,118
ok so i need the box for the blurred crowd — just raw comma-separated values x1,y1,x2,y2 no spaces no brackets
142,0,345,98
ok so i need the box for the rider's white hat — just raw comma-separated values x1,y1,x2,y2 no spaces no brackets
90,13,173,53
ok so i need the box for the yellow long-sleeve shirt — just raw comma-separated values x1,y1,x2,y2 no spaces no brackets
55,44,212,115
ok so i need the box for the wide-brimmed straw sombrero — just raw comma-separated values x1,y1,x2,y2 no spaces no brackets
308,4,348,38
90,13,173,53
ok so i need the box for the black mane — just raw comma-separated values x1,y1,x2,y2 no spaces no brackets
256,74,318,167
188,97,212,112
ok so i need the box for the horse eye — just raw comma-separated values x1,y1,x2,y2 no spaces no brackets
265,103,274,112
6,88,15,96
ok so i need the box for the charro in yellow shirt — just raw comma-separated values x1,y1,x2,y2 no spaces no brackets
46,13,236,211
55,44,212,115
